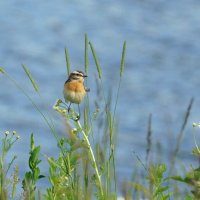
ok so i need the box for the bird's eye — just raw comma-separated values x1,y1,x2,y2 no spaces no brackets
76,73,83,77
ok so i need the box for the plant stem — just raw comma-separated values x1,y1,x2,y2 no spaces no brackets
76,120,104,197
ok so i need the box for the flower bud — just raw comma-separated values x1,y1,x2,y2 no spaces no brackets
5,131,9,136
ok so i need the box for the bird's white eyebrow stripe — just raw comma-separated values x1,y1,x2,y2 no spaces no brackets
72,71,84,76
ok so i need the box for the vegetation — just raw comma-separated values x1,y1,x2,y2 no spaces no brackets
0,35,200,199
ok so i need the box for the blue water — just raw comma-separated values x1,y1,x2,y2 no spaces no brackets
1,0,200,195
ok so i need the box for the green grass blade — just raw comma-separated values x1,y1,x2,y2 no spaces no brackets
120,41,126,77
0,67,5,74
65,48,71,76
89,41,102,79
84,34,89,74
21,64,39,93
111,42,127,130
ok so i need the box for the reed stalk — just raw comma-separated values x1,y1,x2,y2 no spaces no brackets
76,120,104,197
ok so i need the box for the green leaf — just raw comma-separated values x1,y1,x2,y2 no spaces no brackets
185,195,193,200
22,171,32,189
33,167,40,181
29,146,41,168
0,67,5,74
163,193,172,200
170,176,185,182
25,171,32,180
32,146,41,159
170,175,192,184
154,186,169,197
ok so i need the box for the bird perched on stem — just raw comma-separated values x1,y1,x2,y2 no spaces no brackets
63,70,89,120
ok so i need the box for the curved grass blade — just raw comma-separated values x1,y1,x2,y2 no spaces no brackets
89,41,102,79
22,64,39,93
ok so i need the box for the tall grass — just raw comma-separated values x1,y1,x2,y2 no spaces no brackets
0,36,199,200
1,35,126,199
169,97,194,175
0,131,20,200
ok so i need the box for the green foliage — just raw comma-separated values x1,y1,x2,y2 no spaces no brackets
44,137,82,200
53,101,104,199
0,131,20,200
147,164,171,200
171,167,200,199
22,133,45,200
2,35,200,200
131,164,171,200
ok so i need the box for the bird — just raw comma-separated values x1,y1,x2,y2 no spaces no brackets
63,70,89,120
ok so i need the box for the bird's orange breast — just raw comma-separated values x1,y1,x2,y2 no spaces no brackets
65,81,85,92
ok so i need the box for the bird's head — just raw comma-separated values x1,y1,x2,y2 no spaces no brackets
68,70,87,82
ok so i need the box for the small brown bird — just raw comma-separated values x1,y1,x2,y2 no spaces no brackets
63,70,89,119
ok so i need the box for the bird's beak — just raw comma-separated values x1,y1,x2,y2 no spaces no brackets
83,74,88,78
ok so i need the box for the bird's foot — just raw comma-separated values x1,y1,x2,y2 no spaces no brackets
67,107,71,112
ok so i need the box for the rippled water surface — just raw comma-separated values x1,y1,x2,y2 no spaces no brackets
1,0,200,191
